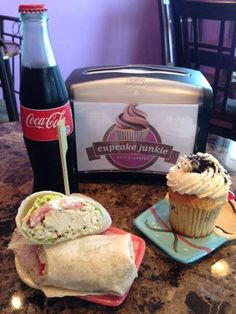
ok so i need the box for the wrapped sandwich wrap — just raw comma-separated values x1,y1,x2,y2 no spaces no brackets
9,231,138,297
16,191,112,244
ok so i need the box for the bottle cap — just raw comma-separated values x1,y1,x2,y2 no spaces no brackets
18,4,47,13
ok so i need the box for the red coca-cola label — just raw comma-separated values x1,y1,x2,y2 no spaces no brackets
20,102,74,141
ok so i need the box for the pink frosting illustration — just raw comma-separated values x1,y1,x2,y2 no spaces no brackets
115,104,149,131
114,104,150,141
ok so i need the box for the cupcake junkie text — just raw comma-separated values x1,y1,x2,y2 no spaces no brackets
90,141,172,157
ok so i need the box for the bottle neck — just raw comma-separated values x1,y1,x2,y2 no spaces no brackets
20,13,56,68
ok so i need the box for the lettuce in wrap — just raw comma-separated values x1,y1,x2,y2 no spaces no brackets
16,191,112,244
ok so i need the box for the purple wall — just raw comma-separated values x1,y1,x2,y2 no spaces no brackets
0,0,162,81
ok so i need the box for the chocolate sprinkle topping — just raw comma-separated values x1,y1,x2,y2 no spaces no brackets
188,154,217,174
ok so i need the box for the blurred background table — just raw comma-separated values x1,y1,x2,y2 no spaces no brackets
0,121,236,314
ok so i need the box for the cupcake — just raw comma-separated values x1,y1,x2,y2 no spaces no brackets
115,104,149,141
166,153,231,238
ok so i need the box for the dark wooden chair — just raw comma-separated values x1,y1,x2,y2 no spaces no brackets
0,15,21,121
171,0,236,140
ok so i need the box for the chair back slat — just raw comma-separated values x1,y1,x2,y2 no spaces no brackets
212,20,225,102
193,17,200,69
182,17,190,67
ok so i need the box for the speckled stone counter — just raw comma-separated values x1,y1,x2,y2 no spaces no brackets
1,122,236,314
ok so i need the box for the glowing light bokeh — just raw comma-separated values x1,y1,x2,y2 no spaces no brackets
211,259,231,277
11,295,23,310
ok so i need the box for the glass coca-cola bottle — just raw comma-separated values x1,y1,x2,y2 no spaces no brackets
19,4,77,193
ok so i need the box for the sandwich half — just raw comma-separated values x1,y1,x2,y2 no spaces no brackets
16,191,112,244
9,230,138,297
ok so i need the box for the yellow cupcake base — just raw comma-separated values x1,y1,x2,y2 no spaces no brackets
168,189,226,238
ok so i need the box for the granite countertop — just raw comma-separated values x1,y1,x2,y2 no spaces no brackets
1,122,236,314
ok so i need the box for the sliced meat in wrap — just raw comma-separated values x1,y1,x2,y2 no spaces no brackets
9,230,138,296
16,191,112,244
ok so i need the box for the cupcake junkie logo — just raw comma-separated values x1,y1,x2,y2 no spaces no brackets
86,104,180,170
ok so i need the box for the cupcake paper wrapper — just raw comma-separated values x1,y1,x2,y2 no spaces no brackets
169,202,222,238
168,189,226,238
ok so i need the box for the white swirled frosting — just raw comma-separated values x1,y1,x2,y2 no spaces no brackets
167,153,231,199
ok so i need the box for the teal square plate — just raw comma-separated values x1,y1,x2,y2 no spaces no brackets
134,198,236,264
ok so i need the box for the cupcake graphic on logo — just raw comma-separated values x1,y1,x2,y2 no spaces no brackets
100,103,163,170
115,104,150,141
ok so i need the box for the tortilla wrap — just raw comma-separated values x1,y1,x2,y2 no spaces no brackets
9,231,137,296
16,191,112,244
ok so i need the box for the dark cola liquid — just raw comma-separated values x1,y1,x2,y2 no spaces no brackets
20,66,78,193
